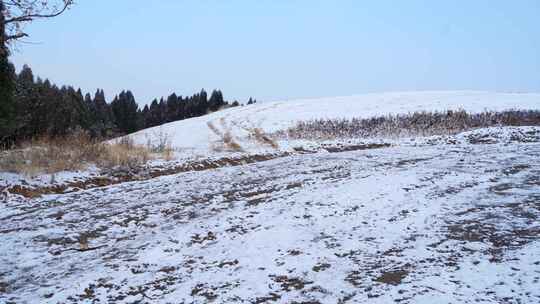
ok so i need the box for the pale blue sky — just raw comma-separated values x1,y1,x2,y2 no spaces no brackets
11,0,540,104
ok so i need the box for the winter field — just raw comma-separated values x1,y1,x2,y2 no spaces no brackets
1,91,540,303
125,91,540,156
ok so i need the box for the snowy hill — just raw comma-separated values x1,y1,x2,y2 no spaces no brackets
125,91,540,154
2,91,540,303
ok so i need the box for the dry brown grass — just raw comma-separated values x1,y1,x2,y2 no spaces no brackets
207,119,244,152
227,120,279,150
246,127,279,149
276,109,540,140
144,128,175,160
0,132,154,176
100,137,151,169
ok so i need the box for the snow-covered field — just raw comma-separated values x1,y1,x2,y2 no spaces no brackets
126,91,540,156
1,91,540,303
2,127,540,303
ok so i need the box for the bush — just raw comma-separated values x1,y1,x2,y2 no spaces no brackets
275,109,540,140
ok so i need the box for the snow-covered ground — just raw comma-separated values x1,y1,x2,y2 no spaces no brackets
1,91,540,303
125,91,540,156
1,127,540,303
2,91,539,188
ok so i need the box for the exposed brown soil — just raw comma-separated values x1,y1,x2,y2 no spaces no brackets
5,143,391,199
5,152,291,198
374,270,409,286
270,275,314,292
323,143,391,153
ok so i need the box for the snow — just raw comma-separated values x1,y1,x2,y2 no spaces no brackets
1,127,540,303
4,91,537,186
124,91,540,155
1,91,540,303
0,166,101,189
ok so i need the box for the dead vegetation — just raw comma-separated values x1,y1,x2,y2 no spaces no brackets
0,131,172,176
246,127,279,149
275,109,540,140
144,128,175,161
209,118,279,151
230,120,279,149
5,151,292,198
207,119,244,152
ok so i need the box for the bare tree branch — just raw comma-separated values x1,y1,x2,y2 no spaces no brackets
1,0,75,46
4,1,72,24
5,32,27,41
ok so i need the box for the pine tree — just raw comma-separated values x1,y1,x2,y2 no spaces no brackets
209,89,225,112
12,64,36,139
166,93,179,122
88,89,114,137
111,90,140,134
148,99,160,127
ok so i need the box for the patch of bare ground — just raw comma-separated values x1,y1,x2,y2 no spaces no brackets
190,282,241,302
4,152,289,198
4,141,392,198
322,143,391,153
312,263,331,272
190,231,217,245
270,275,314,292
252,292,281,303
374,269,409,286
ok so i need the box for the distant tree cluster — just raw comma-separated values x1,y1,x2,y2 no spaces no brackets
142,89,227,129
1,2,261,147
1,64,257,146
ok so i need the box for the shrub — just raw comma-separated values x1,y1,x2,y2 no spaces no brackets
275,109,540,140
144,128,175,160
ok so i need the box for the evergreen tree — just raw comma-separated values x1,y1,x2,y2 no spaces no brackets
91,89,115,137
209,89,225,112
148,98,160,127
12,64,36,139
2,62,254,144
111,90,140,134
166,93,179,122
158,97,167,124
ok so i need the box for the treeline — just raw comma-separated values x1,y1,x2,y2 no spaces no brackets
2,64,257,146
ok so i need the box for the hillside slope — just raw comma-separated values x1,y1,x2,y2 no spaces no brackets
125,91,540,155
3,127,540,303
2,91,540,303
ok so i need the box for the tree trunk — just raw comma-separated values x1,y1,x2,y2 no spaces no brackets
0,0,6,57
1,0,16,144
